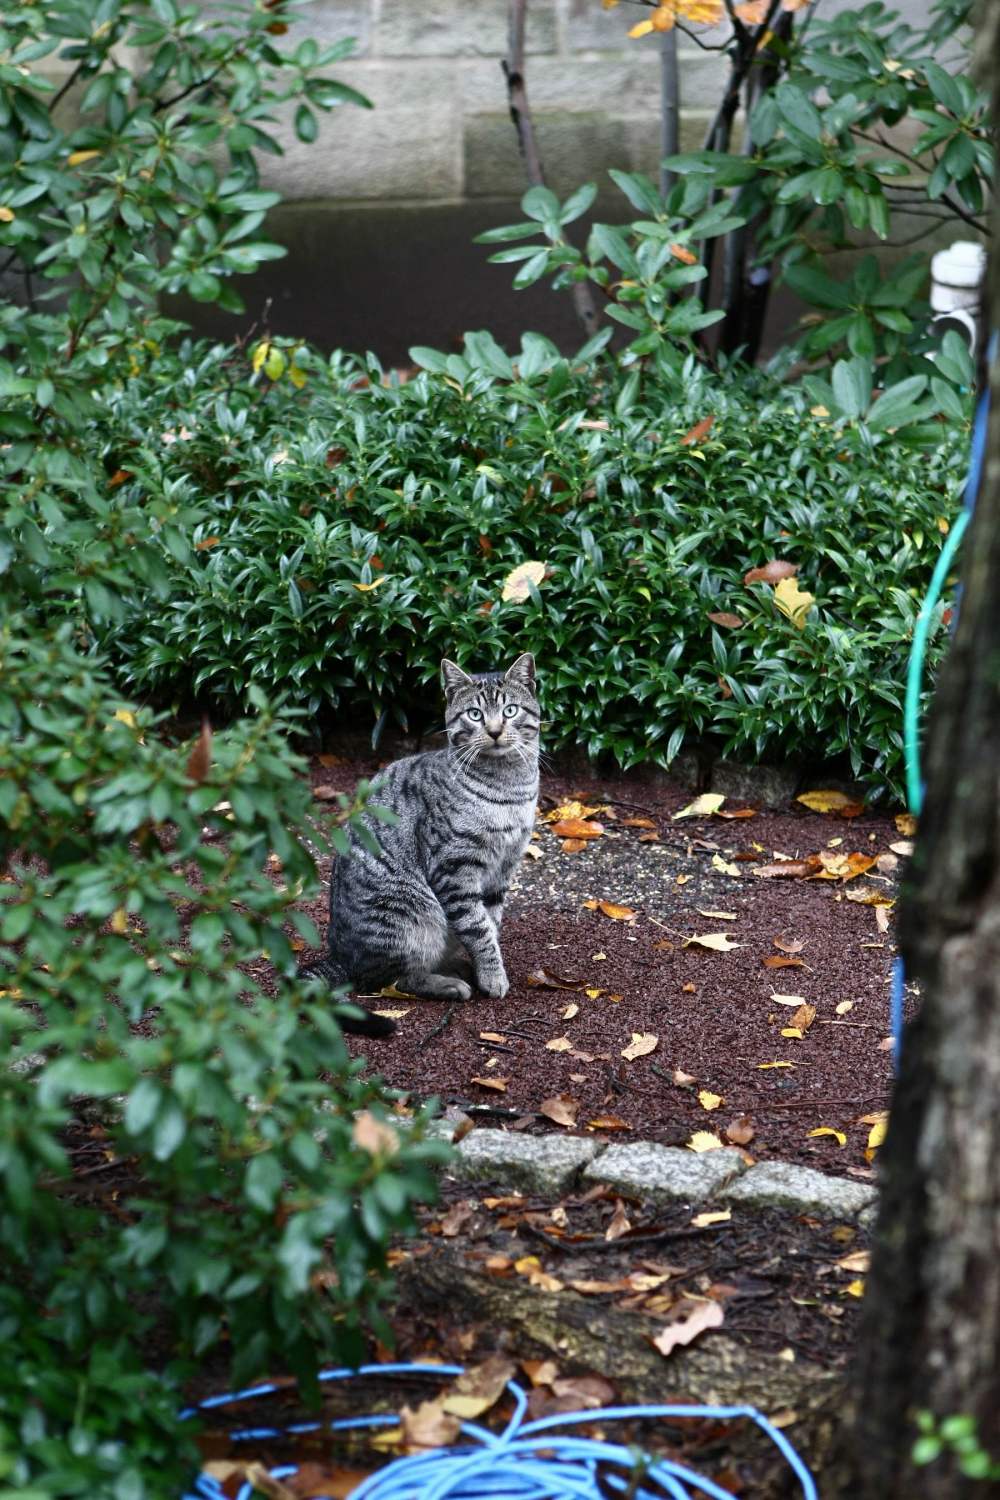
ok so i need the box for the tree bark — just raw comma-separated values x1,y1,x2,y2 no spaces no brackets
851,8,1000,1495
503,0,599,339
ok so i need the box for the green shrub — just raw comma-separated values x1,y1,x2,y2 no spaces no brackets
89,332,969,798
0,9,446,1496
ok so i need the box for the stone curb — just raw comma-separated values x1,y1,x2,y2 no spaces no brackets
443,1128,877,1222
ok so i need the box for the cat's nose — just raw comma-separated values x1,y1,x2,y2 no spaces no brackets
486,723,503,741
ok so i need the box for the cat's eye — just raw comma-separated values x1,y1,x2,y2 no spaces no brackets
502,704,519,718
466,707,483,721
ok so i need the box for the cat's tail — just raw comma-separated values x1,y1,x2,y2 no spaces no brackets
296,953,397,1039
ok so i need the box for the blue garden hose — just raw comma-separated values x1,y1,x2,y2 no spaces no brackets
894,367,991,1058
182,1361,819,1500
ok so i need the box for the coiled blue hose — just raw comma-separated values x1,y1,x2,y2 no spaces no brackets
181,1361,818,1500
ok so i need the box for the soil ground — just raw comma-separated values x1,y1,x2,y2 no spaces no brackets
292,752,907,1176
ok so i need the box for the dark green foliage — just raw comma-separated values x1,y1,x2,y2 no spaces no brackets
0,8,443,1497
89,332,969,797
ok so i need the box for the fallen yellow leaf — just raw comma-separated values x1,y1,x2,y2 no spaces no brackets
773,575,815,629
545,1037,574,1052
697,909,737,921
683,932,742,952
691,1209,731,1228
711,853,741,877
697,1089,723,1111
796,789,855,813
808,1127,847,1146
845,1279,866,1298
673,793,726,820
501,560,546,602
686,1131,724,1153
757,1061,796,1069
894,813,917,837
621,1032,658,1061
597,900,637,922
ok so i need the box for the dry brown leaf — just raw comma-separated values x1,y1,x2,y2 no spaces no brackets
836,1250,871,1274
844,886,895,907
621,1032,658,1061
681,414,715,446
673,1068,697,1087
753,858,822,879
561,1002,579,1020
605,1199,632,1241
725,1115,755,1145
587,1116,633,1132
521,1358,560,1387
597,901,638,922
875,905,891,932
568,1278,632,1295
691,1209,732,1228
707,611,744,629
471,1075,508,1092
186,718,213,784
538,1094,580,1128
622,816,658,829
743,559,798,586
440,1201,476,1237
551,818,604,839
716,806,757,820
561,838,587,853
352,1112,400,1157
312,783,340,801
774,935,806,954
545,1037,574,1053
400,1400,461,1451
697,909,737,921
790,1003,816,1032
525,968,584,990
479,1031,507,1043
544,800,604,823
242,1464,297,1500
551,1374,616,1408
763,956,806,970
442,1356,517,1419
894,813,917,837
652,1299,725,1357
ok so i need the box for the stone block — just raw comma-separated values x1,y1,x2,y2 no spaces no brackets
376,0,557,58
259,98,461,200
582,1142,748,1204
721,1161,878,1220
329,59,464,112
450,1129,602,1195
281,0,373,57
464,111,630,198
708,759,801,810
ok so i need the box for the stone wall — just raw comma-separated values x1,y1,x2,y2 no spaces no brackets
262,0,934,206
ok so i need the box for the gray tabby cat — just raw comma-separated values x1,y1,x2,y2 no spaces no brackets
301,653,540,1037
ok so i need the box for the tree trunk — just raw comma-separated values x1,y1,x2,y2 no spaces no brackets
851,9,1000,1495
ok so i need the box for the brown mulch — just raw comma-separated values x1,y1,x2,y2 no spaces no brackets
295,753,906,1176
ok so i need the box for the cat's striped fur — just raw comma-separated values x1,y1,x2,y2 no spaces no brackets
302,653,540,1037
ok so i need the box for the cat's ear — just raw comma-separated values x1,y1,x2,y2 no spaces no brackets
441,658,473,695
504,652,536,691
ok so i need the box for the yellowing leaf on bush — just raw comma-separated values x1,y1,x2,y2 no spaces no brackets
684,932,742,952
110,907,129,935
622,1032,658,1061
673,793,725,820
68,149,102,166
734,0,768,19
113,708,138,730
501,560,546,602
686,1131,724,1153
808,1127,847,1146
353,576,387,592
698,1089,723,1111
773,575,815,629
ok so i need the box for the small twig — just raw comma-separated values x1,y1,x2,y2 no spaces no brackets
758,1095,887,1110
525,1222,732,1255
419,1004,457,1049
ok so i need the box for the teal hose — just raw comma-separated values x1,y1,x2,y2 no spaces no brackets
903,508,969,818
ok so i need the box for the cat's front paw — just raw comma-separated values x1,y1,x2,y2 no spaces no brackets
477,967,509,1000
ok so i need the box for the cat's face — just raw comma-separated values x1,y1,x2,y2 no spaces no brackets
441,653,540,763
